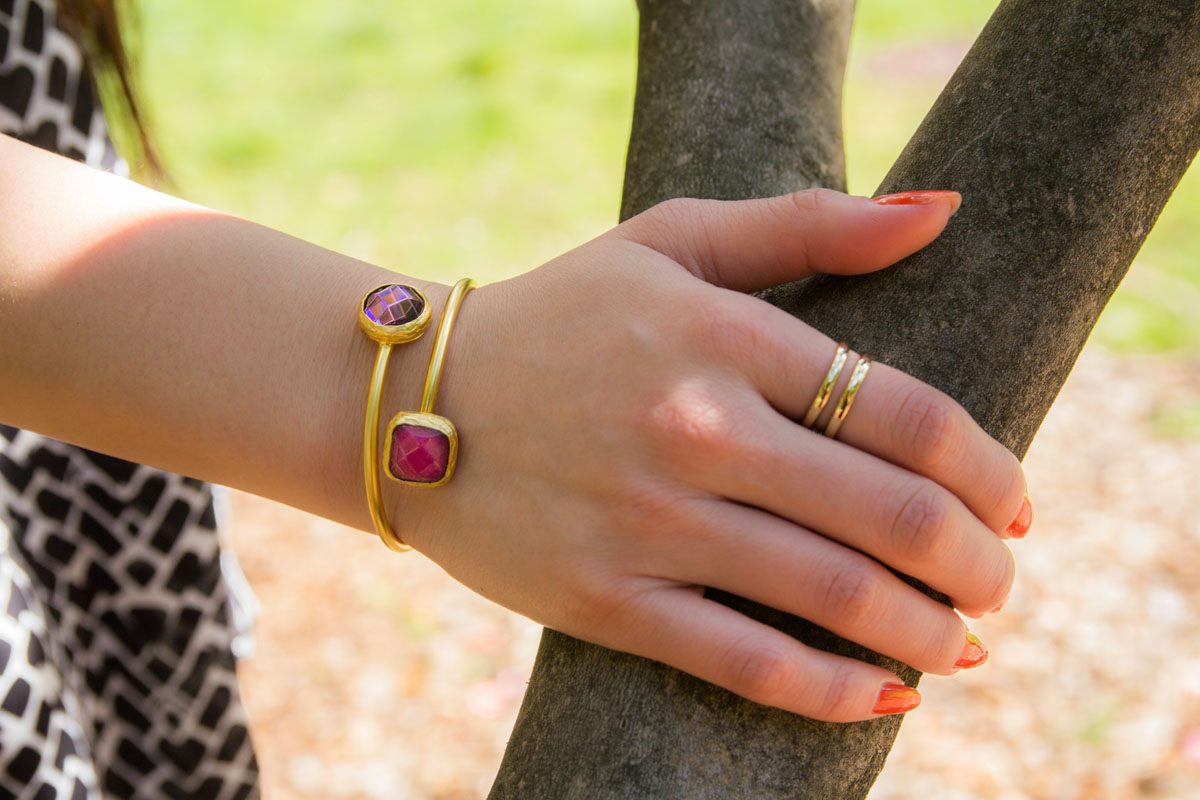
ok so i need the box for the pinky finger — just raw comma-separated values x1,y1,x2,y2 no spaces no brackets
608,584,921,722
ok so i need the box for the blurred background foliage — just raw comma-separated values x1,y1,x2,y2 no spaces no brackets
137,0,1200,355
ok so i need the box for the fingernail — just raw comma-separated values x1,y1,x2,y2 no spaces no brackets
1005,495,1033,539
873,682,922,715
990,597,1008,614
955,631,989,668
870,190,962,215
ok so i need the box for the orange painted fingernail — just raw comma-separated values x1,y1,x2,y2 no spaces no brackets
955,631,989,668
870,190,962,215
1006,495,1033,539
873,682,921,715
990,597,1008,614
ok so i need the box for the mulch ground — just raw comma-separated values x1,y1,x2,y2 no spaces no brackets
229,347,1200,799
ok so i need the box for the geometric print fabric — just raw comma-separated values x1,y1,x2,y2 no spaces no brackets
1,1,261,796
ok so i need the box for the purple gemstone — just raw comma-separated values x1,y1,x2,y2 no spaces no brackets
389,424,450,483
363,285,424,326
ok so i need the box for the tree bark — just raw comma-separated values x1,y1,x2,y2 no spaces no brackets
489,1,1200,798
619,0,855,213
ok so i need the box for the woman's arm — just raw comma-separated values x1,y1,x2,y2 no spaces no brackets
1,132,1026,721
0,132,440,529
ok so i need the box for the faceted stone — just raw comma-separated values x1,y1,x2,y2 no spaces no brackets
363,285,424,326
389,424,450,483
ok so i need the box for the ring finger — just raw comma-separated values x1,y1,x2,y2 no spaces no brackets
714,292,1029,536
640,496,983,676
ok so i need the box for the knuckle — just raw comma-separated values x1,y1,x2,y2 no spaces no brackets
651,197,709,254
788,187,836,215
724,641,792,702
813,665,858,721
621,482,698,543
693,298,770,362
635,196,697,238
566,567,642,632
654,195,705,224
896,384,963,473
625,197,711,270
649,385,734,466
686,292,741,338
820,561,884,629
566,568,662,638
890,483,955,563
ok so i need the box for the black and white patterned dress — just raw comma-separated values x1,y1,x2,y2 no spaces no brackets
0,0,260,797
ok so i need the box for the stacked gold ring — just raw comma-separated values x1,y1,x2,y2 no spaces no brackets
801,343,849,427
802,341,872,439
824,355,872,439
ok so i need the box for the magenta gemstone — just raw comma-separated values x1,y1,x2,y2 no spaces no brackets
389,424,450,483
363,284,424,326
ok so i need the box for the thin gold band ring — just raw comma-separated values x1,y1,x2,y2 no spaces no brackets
823,355,872,440
802,342,849,428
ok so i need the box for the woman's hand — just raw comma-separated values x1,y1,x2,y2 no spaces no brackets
0,135,1023,722
396,188,1028,722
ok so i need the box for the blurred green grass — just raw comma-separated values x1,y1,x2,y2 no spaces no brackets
139,0,1200,354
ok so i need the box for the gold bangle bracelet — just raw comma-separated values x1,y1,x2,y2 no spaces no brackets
363,342,409,551
360,283,433,552
419,277,477,417
361,278,477,552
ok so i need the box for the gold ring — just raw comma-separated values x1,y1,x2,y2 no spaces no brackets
823,355,872,440
802,342,849,428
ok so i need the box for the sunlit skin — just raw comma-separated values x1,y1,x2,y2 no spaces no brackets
1,133,1032,722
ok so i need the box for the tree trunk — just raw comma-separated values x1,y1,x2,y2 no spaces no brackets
619,0,855,214
489,1,1200,798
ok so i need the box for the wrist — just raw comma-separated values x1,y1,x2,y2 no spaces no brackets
373,277,503,554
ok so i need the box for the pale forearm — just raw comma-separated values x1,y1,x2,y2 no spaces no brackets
0,133,449,530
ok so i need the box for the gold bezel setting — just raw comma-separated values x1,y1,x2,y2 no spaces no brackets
383,412,460,487
358,284,432,345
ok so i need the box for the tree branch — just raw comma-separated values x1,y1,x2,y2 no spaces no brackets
490,1,1200,797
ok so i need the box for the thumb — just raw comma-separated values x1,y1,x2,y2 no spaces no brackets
615,188,961,292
